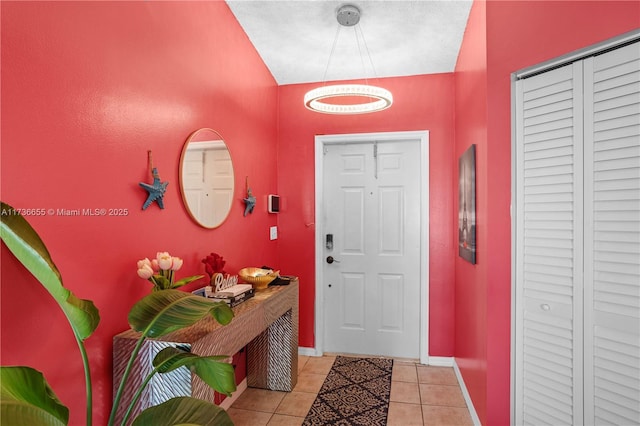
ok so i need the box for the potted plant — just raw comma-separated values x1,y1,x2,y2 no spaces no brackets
0,201,236,425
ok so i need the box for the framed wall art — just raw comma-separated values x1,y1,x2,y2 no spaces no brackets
458,144,476,264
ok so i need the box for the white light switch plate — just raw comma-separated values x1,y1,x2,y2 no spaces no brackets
270,226,278,240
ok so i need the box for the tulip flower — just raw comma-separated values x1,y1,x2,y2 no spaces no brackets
171,257,183,271
137,258,152,270
137,263,154,279
156,252,173,270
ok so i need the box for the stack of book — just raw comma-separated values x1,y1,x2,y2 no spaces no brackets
208,283,254,307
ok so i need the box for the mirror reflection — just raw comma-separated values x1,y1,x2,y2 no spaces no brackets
179,128,234,228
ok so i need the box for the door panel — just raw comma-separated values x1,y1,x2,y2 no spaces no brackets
379,187,403,254
343,188,365,253
515,61,583,425
342,273,366,329
378,274,404,331
584,42,640,426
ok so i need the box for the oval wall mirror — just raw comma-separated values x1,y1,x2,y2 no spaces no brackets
179,128,235,228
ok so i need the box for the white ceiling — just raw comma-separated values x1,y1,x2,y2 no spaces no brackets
226,0,473,85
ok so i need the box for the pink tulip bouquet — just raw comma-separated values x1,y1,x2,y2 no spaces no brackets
136,251,204,291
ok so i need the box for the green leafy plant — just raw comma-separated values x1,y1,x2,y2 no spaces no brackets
0,201,236,426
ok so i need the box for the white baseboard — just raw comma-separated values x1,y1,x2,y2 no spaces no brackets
220,378,247,410
426,356,454,367
298,346,321,357
452,359,482,426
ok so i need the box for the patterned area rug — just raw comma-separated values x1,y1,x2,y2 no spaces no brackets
303,356,393,426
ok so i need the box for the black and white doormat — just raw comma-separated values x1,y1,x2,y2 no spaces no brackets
302,356,393,426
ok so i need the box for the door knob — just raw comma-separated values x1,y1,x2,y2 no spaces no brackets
326,256,340,264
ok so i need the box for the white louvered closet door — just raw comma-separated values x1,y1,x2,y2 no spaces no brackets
583,42,640,426
515,40,640,426
515,61,585,426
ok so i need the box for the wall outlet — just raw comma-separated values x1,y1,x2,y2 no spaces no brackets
270,226,278,240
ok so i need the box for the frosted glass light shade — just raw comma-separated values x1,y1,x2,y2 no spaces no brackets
304,84,393,114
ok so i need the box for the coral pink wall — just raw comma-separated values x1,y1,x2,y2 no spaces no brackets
454,1,640,425
277,74,456,355
454,1,489,423
1,2,277,424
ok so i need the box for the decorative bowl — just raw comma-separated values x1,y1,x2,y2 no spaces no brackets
238,267,279,290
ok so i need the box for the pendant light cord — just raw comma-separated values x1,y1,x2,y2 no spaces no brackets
354,26,369,86
321,24,343,86
323,6,380,88
356,23,380,86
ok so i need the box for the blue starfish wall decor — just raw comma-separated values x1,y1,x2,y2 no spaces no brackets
242,176,256,216
140,167,168,210
243,188,256,216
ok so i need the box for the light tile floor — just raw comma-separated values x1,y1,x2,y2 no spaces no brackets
227,355,474,426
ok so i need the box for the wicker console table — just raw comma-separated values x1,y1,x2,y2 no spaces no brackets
112,279,299,423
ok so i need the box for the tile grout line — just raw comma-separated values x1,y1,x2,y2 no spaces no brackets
417,364,425,426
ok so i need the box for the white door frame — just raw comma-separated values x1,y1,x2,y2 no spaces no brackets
314,130,430,364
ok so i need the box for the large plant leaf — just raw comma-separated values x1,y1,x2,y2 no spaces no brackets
0,366,68,426
131,397,233,426
153,347,236,396
0,202,100,340
128,290,233,338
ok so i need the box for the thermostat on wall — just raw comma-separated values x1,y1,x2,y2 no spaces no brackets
268,195,280,213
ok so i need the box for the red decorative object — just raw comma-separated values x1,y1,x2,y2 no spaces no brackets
202,252,226,278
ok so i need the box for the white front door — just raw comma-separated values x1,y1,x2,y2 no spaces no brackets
321,136,423,359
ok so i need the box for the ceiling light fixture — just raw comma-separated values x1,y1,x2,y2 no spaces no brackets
304,4,393,115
